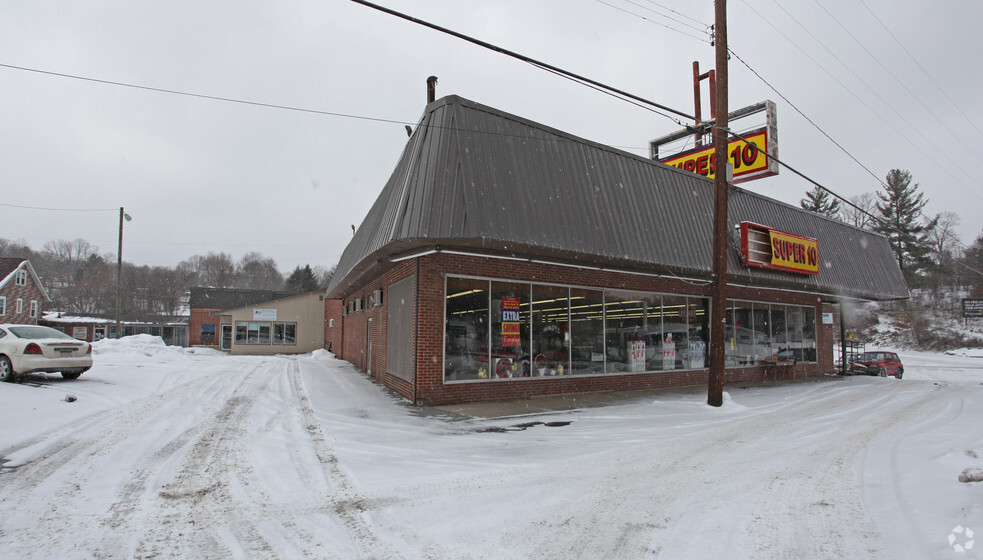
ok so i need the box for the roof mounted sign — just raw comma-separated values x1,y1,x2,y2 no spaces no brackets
650,100,779,184
740,221,819,275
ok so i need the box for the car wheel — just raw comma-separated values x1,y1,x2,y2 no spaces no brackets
61,371,82,380
0,356,15,382
878,367,887,377
896,368,903,380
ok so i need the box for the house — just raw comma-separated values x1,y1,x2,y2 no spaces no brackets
324,95,909,406
0,258,50,325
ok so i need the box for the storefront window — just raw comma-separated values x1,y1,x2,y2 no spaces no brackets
788,306,805,361
531,285,569,377
685,297,709,369
445,277,489,381
604,291,660,373
235,321,271,345
273,322,297,345
752,304,772,363
444,275,819,385
661,296,687,371
731,301,754,366
802,308,817,362
569,288,604,375
490,281,530,378
771,305,788,357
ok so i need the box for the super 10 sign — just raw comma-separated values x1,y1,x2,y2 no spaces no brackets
740,222,819,276
660,129,776,184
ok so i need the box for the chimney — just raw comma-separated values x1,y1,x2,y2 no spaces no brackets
427,76,438,104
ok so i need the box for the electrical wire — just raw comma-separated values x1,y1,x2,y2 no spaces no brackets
859,0,983,140
0,62,416,127
760,0,983,189
810,0,983,166
593,0,711,42
0,202,118,213
349,0,696,122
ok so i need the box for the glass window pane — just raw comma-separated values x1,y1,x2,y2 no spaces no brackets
802,307,817,362
772,305,788,357
661,296,687,371
753,304,772,364
569,288,604,375
733,301,753,366
531,285,569,377
604,291,660,373
490,281,530,378
788,307,804,361
685,297,709,369
445,277,489,381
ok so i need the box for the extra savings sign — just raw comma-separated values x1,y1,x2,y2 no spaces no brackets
740,222,819,276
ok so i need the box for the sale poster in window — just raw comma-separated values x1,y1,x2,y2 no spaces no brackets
501,296,521,347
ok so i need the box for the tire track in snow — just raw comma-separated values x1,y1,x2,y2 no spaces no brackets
0,359,254,559
289,358,406,559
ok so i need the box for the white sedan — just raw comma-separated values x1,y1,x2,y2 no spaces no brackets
0,324,92,382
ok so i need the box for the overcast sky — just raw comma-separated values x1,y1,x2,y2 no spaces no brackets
2,0,981,273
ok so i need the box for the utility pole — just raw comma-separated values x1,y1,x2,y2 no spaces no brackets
116,207,131,339
708,0,729,407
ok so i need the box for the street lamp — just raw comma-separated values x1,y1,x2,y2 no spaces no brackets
116,207,132,339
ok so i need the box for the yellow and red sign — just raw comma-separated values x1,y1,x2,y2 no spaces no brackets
740,222,819,276
660,128,777,184
769,230,819,275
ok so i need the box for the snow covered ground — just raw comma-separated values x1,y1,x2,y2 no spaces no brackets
0,335,981,559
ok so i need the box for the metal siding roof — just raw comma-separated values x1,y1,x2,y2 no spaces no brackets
327,96,908,302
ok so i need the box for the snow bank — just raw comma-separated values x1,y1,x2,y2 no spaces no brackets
92,334,193,360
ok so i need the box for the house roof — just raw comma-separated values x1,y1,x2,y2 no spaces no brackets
327,95,908,302
0,258,51,302
189,287,301,310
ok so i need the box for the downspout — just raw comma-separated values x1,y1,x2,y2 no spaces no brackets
413,257,420,404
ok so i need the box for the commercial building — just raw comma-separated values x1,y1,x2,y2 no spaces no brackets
325,96,908,406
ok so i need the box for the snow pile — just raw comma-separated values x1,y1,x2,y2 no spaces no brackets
92,334,191,360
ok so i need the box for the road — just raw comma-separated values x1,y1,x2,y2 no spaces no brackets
0,347,980,559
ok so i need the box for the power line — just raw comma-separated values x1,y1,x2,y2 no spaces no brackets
593,0,711,42
0,202,118,213
760,0,983,189
734,1,983,203
0,62,416,127
810,0,983,165
348,0,696,123
726,48,885,187
858,0,983,140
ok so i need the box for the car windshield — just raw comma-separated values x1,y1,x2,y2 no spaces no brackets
7,326,76,340
858,352,884,361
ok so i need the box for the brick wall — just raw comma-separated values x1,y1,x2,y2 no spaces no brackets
0,280,45,325
188,308,220,346
333,252,831,406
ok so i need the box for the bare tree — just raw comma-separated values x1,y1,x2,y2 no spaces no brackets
841,192,876,229
236,252,284,290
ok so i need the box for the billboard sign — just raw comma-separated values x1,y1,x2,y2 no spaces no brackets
659,127,776,183
963,299,983,318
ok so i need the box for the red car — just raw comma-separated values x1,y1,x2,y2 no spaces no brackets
850,351,903,379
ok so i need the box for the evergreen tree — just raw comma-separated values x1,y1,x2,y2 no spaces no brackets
799,185,841,218
284,264,320,292
873,169,938,283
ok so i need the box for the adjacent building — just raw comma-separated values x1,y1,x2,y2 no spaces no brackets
324,96,908,406
0,258,50,325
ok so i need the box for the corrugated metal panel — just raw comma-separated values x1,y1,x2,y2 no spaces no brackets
327,96,908,302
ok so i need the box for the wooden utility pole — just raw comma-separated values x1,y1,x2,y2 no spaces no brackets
708,0,729,407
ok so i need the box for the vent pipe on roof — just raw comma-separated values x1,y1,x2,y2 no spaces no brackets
427,76,438,104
